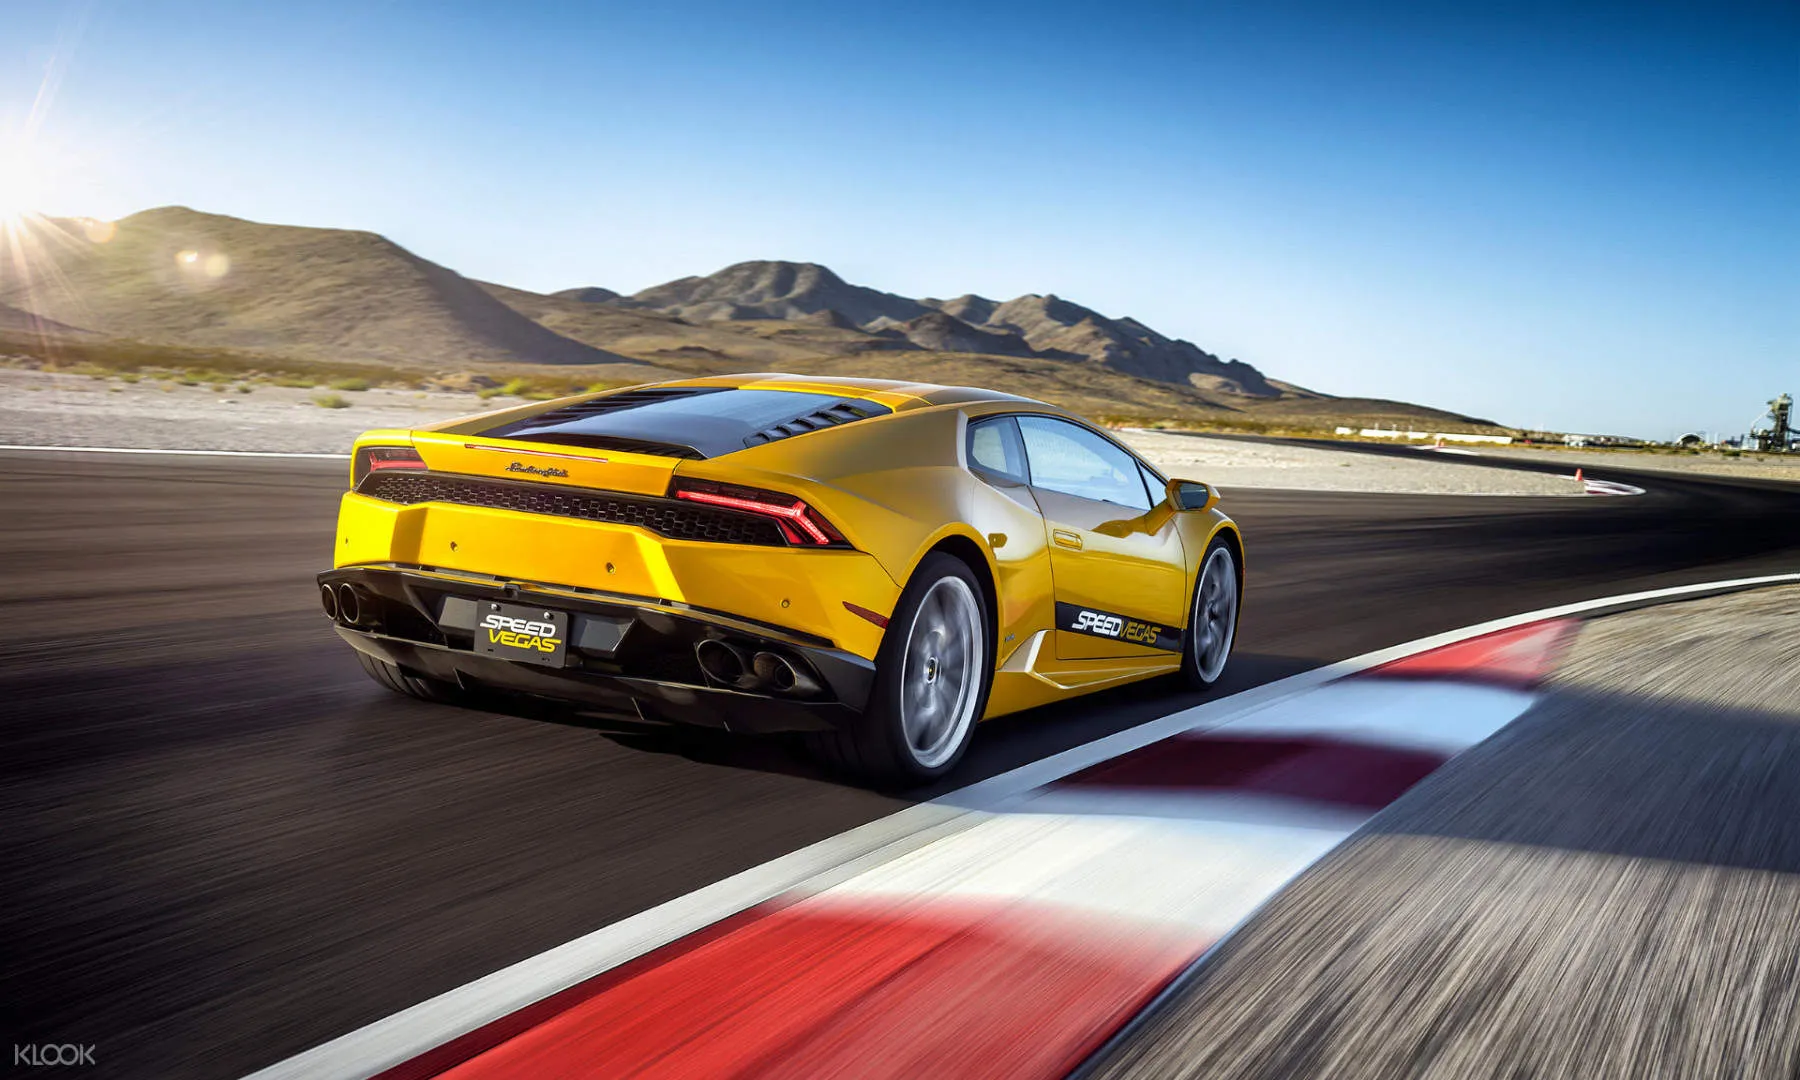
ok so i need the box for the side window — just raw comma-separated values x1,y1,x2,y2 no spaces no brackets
1015,416,1151,512
966,416,1030,484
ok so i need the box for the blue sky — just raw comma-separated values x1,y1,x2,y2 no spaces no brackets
3,0,1794,437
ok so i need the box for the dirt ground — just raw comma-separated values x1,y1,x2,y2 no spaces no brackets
1,369,1588,497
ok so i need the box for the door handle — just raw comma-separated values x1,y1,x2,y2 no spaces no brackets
1052,529,1083,550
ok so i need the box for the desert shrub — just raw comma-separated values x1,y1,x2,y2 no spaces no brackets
313,393,351,409
328,377,371,392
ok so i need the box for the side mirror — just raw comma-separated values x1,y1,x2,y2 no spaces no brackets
1166,477,1216,512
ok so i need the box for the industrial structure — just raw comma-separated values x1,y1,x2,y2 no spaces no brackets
1749,393,1797,453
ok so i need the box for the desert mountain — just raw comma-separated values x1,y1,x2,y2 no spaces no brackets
627,261,932,329
0,301,93,338
0,208,646,369
553,286,621,303
978,294,1282,397
605,260,1291,398
884,310,1042,357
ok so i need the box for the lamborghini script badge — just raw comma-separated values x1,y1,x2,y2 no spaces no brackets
506,461,569,478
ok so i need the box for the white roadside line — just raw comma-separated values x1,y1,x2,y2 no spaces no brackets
1577,477,1647,496
244,571,1800,1080
0,443,349,459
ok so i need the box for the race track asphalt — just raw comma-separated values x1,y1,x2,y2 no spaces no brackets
3,448,1798,1079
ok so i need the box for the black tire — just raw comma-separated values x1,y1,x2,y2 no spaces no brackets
807,552,993,788
1179,535,1241,690
356,652,469,704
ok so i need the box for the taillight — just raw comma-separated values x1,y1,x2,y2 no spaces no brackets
670,478,850,548
353,445,427,488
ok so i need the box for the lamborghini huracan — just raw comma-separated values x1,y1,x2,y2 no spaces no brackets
317,374,1243,784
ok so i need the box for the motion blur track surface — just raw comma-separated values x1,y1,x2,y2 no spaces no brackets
2,448,1798,1080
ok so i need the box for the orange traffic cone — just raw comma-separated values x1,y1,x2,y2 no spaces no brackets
1574,468,1584,482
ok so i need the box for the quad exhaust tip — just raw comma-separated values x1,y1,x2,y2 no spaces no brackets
694,640,821,697
336,583,363,625
319,583,339,620
695,639,752,688
752,651,821,696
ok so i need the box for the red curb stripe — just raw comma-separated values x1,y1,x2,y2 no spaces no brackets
1053,734,1450,810
430,898,1204,1080
1363,618,1576,689
373,903,787,1080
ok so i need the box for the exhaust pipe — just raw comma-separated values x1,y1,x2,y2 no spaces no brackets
320,583,339,620
336,583,363,625
695,639,756,689
753,651,822,697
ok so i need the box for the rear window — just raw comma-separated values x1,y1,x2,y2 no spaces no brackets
478,387,892,459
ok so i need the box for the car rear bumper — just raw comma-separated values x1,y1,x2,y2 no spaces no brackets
317,564,876,734
329,491,899,662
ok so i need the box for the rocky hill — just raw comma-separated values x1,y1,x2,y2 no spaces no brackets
623,260,930,329
600,260,1293,399
0,301,93,338
0,208,647,370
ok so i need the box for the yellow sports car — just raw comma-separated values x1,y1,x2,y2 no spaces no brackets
318,374,1242,784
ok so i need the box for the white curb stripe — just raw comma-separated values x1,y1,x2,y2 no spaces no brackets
1170,680,1539,756
822,813,1352,937
1580,477,1647,496
1000,788,1377,833
241,571,1800,1080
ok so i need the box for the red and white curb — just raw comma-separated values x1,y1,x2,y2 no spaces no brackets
245,574,1800,1080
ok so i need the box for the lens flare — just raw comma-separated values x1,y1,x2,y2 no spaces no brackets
0,137,51,233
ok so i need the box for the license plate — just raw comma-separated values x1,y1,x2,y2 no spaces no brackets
474,601,569,668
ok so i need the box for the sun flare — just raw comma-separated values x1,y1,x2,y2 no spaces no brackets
0,137,52,232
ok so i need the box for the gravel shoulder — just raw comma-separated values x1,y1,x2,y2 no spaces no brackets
0,368,483,453
1089,584,1800,1080
2,370,1584,496
1459,443,1800,485
1120,429,1584,496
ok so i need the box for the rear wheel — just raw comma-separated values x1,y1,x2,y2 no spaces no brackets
1180,538,1239,688
356,652,469,704
808,553,991,787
